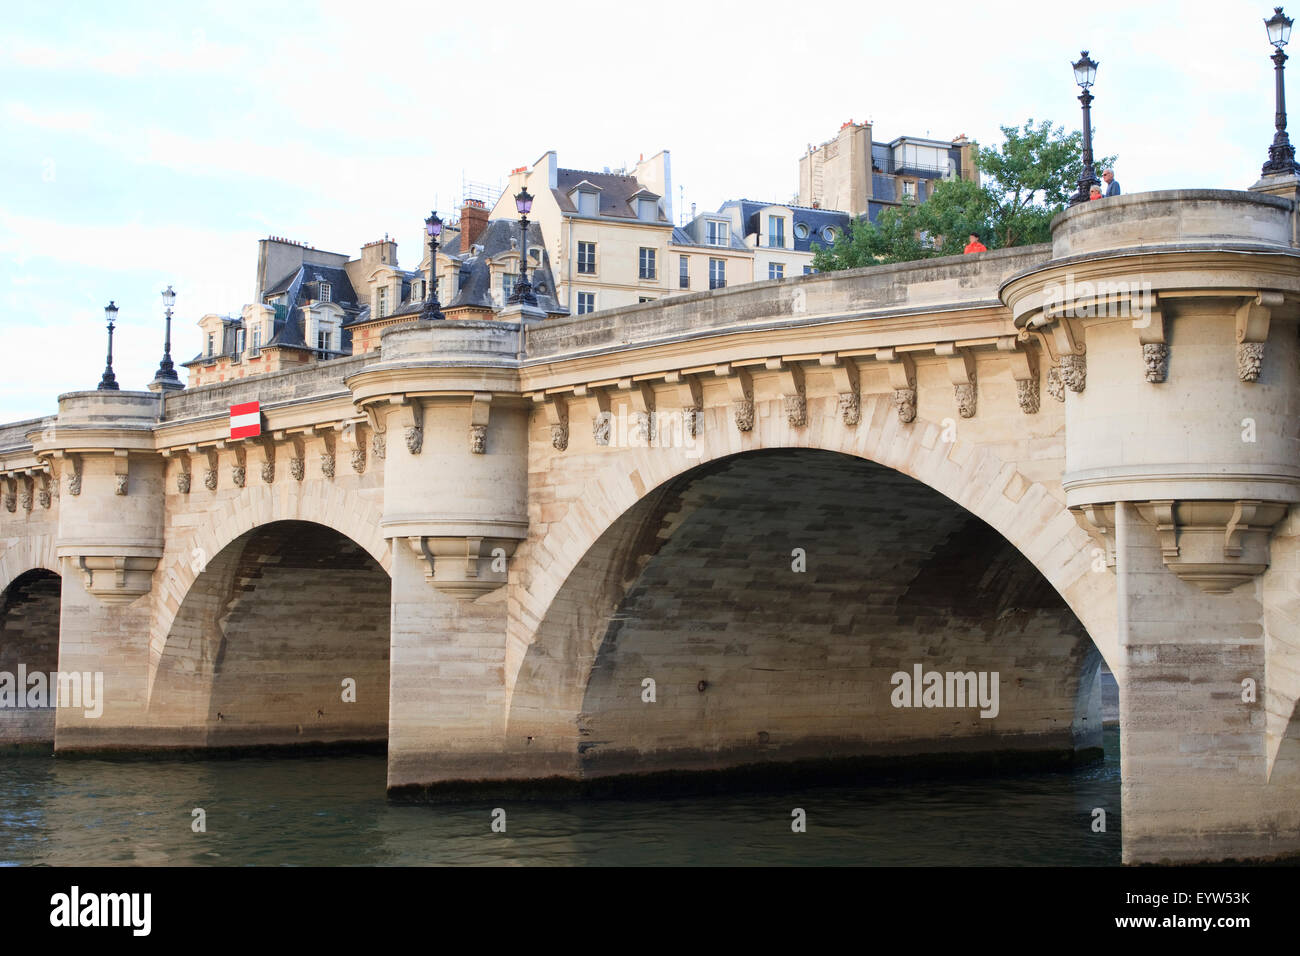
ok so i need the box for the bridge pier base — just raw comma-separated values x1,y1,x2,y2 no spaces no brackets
1117,502,1300,863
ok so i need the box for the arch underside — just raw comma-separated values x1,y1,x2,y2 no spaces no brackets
146,481,390,700
0,568,61,748
147,520,391,748
510,448,1105,781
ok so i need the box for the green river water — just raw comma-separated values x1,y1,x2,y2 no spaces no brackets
0,728,1120,866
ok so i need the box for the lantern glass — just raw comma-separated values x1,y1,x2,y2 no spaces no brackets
1267,7,1292,48
515,187,534,216
1072,50,1097,89
161,285,176,308
104,301,118,324
426,212,442,238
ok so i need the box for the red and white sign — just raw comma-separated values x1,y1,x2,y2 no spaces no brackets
229,401,261,439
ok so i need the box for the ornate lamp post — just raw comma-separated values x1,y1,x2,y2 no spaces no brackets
97,300,120,390
421,211,446,321
507,186,538,306
1262,7,1300,175
1067,50,1101,206
150,284,183,390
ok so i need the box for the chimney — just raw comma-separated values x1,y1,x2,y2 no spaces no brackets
361,237,398,268
460,199,489,250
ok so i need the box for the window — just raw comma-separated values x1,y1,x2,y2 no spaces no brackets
902,180,916,200
768,216,785,249
319,281,331,303
577,191,598,216
709,258,726,289
577,241,597,274
502,273,516,301
377,286,389,317
894,142,947,172
804,265,816,275
679,255,689,289
638,198,657,220
206,332,215,357
639,296,654,303
639,247,656,279
251,326,262,356
577,292,596,315
317,328,331,352
769,262,784,280
794,223,809,240
822,226,837,243
233,327,245,360
412,279,423,301
706,220,729,246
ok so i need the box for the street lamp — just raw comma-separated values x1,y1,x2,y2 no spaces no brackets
507,186,538,307
97,301,120,390
421,211,445,321
150,284,183,390
1067,50,1101,206
1262,7,1300,176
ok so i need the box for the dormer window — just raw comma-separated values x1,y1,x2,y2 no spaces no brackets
578,191,598,216
706,220,729,246
319,281,331,303
638,198,657,221
768,216,786,249
377,286,389,317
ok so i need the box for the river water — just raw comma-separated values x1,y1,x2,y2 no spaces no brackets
0,728,1120,866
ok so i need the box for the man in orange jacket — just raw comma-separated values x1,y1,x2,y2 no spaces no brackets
963,233,988,254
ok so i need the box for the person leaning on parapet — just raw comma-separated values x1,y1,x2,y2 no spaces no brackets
1089,185,1103,201
963,233,988,254
1102,168,1121,196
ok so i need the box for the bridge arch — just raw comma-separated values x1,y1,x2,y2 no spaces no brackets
0,533,61,748
0,533,59,596
146,516,391,746
146,480,390,706
506,392,1118,777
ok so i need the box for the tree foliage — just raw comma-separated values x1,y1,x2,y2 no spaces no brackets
812,119,1116,271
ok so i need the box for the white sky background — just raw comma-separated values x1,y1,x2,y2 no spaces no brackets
0,0,1281,420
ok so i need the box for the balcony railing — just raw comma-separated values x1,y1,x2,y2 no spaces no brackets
874,154,955,180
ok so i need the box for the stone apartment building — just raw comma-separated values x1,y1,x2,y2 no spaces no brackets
712,199,853,279
183,209,565,384
492,151,676,314
798,119,978,218
669,210,755,293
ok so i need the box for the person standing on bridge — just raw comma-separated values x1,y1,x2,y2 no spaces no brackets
1102,168,1121,196
963,233,988,254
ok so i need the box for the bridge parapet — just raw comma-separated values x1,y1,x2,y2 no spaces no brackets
525,245,1050,364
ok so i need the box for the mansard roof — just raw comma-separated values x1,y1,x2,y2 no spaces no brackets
375,219,566,319
552,168,670,222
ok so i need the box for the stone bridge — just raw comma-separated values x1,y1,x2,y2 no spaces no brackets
2,190,1299,864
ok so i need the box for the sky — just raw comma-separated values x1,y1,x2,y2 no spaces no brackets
0,0,1282,420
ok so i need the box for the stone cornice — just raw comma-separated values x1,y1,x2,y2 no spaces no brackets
520,304,1014,394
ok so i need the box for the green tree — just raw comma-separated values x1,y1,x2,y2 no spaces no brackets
811,118,1115,271
976,118,1115,247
